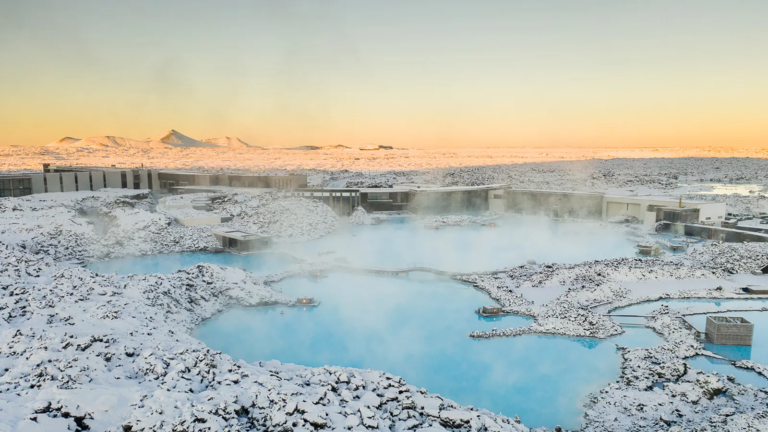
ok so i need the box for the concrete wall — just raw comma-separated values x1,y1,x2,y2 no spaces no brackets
91,171,105,190
602,196,726,225
408,190,490,214
75,172,91,191
667,223,768,243
507,190,604,219
698,202,727,224
61,172,76,192
488,189,506,213
139,170,149,190
30,174,45,194
45,173,61,193
124,170,135,189
150,171,160,191
605,201,643,220
174,216,223,226
105,171,122,189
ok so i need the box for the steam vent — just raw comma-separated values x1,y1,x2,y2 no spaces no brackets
705,316,754,346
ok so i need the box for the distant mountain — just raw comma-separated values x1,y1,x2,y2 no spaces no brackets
145,130,219,148
359,145,394,151
201,136,261,149
50,137,81,146
321,144,351,150
47,135,161,148
45,130,259,150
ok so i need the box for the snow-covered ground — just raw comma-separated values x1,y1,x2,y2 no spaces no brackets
2,159,768,430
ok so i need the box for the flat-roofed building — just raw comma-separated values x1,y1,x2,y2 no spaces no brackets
602,195,726,228
211,228,271,254
0,175,33,197
159,171,307,191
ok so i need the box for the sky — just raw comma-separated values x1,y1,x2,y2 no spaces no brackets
0,0,766,148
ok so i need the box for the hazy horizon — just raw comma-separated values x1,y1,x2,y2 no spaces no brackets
1,1,767,148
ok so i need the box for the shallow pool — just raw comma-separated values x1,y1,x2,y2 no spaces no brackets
612,298,768,317
194,272,662,429
678,183,766,196
612,299,768,374
87,252,298,276
273,216,635,273
687,356,768,388
688,311,768,365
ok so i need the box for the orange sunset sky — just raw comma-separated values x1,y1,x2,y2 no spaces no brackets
0,1,766,148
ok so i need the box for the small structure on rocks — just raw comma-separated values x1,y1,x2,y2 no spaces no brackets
741,286,768,294
296,297,319,307
211,228,271,254
477,305,503,317
705,316,754,346
636,244,661,256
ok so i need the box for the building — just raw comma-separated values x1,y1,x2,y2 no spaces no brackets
505,189,604,219
158,171,306,191
406,185,507,214
0,175,33,197
44,164,161,192
477,305,503,317
0,164,308,197
602,195,726,228
295,297,319,306
359,188,411,212
655,207,700,224
292,188,361,216
211,228,271,254
705,316,753,346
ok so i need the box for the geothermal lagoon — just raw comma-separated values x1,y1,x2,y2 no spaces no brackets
194,272,662,429
274,216,636,272
88,220,645,428
89,217,637,275
85,219,766,429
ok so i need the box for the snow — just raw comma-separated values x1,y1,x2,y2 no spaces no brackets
3,152,768,430
621,278,739,300
42,130,258,150
0,190,338,262
348,206,376,225
0,236,526,431
201,136,261,149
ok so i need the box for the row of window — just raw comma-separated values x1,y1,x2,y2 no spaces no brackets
0,178,33,197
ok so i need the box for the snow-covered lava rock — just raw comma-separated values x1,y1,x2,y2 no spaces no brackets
348,207,377,225
0,245,528,432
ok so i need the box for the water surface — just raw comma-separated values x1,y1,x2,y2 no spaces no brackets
687,356,768,388
195,272,662,429
612,299,768,317
274,216,635,272
688,311,768,365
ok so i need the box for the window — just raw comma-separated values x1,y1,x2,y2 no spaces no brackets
493,194,503,199
706,217,711,220
718,216,723,219
368,193,390,201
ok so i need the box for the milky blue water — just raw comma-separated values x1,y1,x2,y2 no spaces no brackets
612,300,768,387
273,216,636,273
611,299,768,317
194,272,663,429
86,252,298,275
686,356,768,388
688,311,768,365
